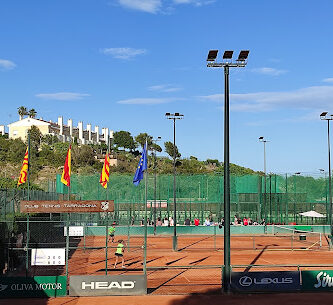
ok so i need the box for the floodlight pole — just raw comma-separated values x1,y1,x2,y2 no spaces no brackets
259,137,269,224
320,113,333,240
166,113,183,251
152,137,161,236
207,50,248,293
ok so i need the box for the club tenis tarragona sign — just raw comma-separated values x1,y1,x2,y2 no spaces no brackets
20,200,114,213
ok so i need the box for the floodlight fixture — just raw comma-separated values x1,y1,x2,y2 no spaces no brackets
207,50,218,61
295,172,301,175
259,136,264,141
165,112,171,116
223,50,233,59
320,112,328,118
237,50,250,62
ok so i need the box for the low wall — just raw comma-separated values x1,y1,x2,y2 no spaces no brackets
84,225,331,236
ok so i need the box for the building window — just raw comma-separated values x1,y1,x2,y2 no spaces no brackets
13,130,18,136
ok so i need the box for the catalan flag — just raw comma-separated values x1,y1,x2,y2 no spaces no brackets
17,147,29,186
100,153,110,189
61,145,71,186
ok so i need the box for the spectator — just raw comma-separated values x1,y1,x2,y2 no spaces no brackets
243,217,248,226
140,218,144,226
184,218,191,226
163,217,169,226
248,218,253,225
156,217,163,226
131,216,135,226
234,215,238,225
194,217,200,226
204,218,211,226
169,217,174,226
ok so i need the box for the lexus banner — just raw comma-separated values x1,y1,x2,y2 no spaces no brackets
231,271,301,292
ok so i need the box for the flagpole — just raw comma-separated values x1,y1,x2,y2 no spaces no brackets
143,140,148,276
105,149,109,275
25,132,31,277
65,143,71,283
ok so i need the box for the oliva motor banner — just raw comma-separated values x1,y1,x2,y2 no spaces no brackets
0,276,67,298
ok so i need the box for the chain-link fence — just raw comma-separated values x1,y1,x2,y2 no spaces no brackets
55,173,329,225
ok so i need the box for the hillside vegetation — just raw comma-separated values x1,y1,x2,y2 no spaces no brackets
0,128,258,190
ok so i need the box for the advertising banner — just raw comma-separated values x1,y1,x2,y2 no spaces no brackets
0,276,67,298
231,271,301,292
20,200,114,213
31,248,65,266
64,226,84,236
302,270,333,291
69,275,147,296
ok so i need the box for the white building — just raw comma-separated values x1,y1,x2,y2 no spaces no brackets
6,116,113,145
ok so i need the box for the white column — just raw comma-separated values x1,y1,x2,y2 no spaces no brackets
87,124,92,142
78,121,83,142
95,126,99,143
103,128,109,147
68,119,73,137
58,116,63,135
0,125,5,135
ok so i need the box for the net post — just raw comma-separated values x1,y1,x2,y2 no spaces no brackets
291,234,293,250
214,224,216,250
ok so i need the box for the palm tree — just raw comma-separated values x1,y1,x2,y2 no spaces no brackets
28,108,37,118
17,106,28,120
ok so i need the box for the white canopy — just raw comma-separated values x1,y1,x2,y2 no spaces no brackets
299,210,326,218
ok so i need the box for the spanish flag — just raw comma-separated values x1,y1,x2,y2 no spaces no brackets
61,145,71,186
17,147,29,186
99,153,110,189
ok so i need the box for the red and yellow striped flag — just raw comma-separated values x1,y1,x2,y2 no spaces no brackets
17,147,29,186
61,145,71,186
99,153,110,189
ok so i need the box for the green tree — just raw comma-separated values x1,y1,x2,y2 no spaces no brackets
135,133,153,148
17,106,28,120
28,125,43,150
28,108,37,118
113,131,136,151
151,142,162,153
164,141,181,159
72,145,96,167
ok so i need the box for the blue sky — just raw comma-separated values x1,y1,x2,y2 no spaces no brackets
1,0,333,174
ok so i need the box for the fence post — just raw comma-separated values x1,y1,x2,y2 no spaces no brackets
105,212,109,275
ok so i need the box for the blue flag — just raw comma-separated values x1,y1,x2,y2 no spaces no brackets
133,143,147,186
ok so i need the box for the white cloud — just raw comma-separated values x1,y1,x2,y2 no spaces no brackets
252,67,287,76
148,84,182,92
101,47,147,60
173,0,215,6
115,0,214,13
117,0,162,13
199,85,333,113
35,92,90,101
322,78,333,83
117,97,180,104
0,59,16,70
